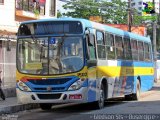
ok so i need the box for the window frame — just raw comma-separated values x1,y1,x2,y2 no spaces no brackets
131,39,138,61
0,0,4,4
138,41,144,61
123,37,132,60
105,32,116,60
115,35,124,60
96,30,106,59
87,33,97,60
144,42,151,61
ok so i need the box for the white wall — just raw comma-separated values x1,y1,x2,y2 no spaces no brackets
44,0,57,18
0,0,18,32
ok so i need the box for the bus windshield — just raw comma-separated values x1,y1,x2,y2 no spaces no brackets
17,37,84,75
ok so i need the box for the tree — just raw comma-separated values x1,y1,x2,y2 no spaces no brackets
57,10,63,18
62,0,142,25
63,0,101,19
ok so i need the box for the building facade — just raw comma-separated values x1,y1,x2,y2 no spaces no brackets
0,0,57,88
131,0,160,14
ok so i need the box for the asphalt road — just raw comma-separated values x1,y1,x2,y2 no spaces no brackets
1,82,160,120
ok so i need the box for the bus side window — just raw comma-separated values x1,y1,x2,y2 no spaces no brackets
131,39,138,60
124,37,132,60
115,35,124,59
96,31,106,59
105,33,115,59
138,41,144,61
87,34,96,60
144,43,150,61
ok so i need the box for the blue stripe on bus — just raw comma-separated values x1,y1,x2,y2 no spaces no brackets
117,60,154,67
133,75,154,93
122,75,154,95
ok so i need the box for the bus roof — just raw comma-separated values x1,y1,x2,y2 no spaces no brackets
20,17,151,43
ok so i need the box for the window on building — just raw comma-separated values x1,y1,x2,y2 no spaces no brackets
0,0,4,4
138,2,142,5
50,0,56,16
115,35,124,59
105,33,115,59
138,7,142,10
16,0,46,15
96,31,106,59
131,3,135,6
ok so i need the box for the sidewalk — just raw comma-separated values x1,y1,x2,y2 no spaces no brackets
0,97,39,115
0,81,160,115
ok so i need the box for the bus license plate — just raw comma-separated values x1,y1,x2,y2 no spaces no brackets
69,94,82,99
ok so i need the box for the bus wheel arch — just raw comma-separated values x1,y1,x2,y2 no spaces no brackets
125,76,141,101
101,78,108,100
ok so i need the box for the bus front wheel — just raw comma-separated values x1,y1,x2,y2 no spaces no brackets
39,103,52,110
95,84,105,109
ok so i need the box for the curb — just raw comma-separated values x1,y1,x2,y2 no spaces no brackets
0,103,39,115
3,87,16,98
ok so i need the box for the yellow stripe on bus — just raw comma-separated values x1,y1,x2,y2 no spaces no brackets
97,66,154,77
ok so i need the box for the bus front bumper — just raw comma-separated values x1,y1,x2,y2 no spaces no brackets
16,87,88,104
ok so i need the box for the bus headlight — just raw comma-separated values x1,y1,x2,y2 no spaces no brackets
17,81,31,92
68,79,83,91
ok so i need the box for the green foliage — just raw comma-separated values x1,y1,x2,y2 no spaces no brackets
63,0,100,19
57,10,63,18
62,0,142,25
101,0,128,24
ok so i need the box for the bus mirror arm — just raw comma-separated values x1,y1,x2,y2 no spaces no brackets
87,60,97,68
85,28,90,35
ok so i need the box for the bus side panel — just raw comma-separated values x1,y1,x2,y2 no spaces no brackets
87,67,97,102
133,75,154,93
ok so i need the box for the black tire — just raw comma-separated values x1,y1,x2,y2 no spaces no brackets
39,103,52,110
132,80,141,101
95,84,105,109
125,94,132,101
0,90,5,100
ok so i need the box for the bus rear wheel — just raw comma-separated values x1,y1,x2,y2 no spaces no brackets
125,80,141,101
133,80,141,100
39,103,52,110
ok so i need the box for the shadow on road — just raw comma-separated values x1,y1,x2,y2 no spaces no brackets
40,97,127,114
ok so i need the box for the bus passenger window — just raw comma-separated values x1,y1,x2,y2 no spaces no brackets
131,40,138,60
124,37,132,60
96,31,106,59
138,41,144,61
115,36,124,59
87,34,96,60
105,33,115,59
144,43,150,61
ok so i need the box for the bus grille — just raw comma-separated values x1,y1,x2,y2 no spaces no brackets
28,78,71,85
37,94,62,99
34,87,65,91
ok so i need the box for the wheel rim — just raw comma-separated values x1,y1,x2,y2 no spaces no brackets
137,83,140,99
98,89,104,109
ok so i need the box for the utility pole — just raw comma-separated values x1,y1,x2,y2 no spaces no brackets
152,0,157,82
128,0,132,32
153,0,157,61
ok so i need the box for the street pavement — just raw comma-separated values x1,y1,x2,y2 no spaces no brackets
0,97,39,115
0,81,160,115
